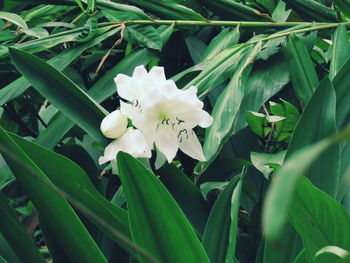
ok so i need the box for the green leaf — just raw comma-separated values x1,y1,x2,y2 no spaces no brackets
125,25,162,51
330,24,350,80
0,26,120,106
289,177,350,262
185,37,207,64
157,163,210,237
117,152,210,263
263,77,339,242
202,169,245,263
251,150,286,179
127,0,206,20
200,43,261,168
8,132,134,256
201,0,271,21
0,11,28,29
0,126,107,263
75,17,97,43
0,191,46,263
9,48,109,146
201,27,240,62
332,0,350,18
272,0,291,22
285,33,319,107
269,99,300,142
333,57,350,129
283,0,338,21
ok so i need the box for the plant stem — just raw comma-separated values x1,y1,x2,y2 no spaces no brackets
105,19,350,29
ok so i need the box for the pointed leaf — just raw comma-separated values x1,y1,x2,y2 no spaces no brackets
117,152,210,263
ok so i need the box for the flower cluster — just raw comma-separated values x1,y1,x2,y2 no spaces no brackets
99,65,213,165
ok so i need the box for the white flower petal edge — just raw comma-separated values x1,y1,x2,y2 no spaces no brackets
98,128,151,165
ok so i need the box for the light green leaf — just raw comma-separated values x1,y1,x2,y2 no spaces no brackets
330,24,350,80
0,11,28,29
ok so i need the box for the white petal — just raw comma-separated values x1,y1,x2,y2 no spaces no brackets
114,74,134,101
155,124,179,163
198,110,213,128
179,129,206,162
134,117,158,146
132,65,148,79
181,86,203,109
118,128,152,158
99,139,123,165
149,66,166,82
98,128,152,165
120,100,139,120
100,110,128,139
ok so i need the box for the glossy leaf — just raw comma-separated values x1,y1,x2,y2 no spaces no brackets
8,132,134,256
289,177,350,262
330,24,350,79
117,152,210,263
9,48,109,145
202,170,245,263
0,11,28,29
157,163,210,237
0,126,107,263
285,33,319,107
263,77,339,241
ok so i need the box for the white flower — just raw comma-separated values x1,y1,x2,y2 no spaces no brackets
99,128,151,165
100,110,128,139
116,65,213,163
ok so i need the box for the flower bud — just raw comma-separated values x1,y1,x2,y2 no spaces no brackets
100,110,128,139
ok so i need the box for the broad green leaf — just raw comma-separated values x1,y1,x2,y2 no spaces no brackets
21,27,49,39
0,234,19,263
117,152,210,263
157,163,210,237
263,77,339,241
293,250,309,263
8,132,134,256
289,177,350,262
283,0,338,21
285,33,319,107
9,48,109,146
201,0,271,21
200,43,261,168
0,126,107,263
200,181,230,200
0,191,45,263
97,0,151,20
333,57,350,129
185,37,207,64
0,11,28,29
330,24,350,79
202,170,245,263
38,215,71,263
287,78,339,196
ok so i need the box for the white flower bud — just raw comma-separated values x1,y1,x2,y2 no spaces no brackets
100,110,128,139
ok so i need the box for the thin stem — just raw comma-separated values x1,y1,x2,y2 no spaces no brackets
103,19,350,29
